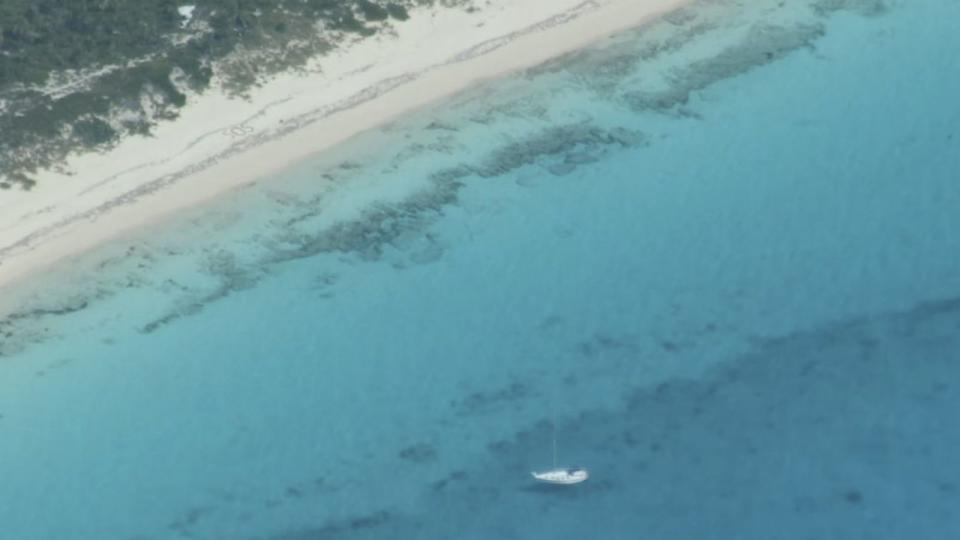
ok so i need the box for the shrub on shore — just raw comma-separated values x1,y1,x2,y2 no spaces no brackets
0,0,434,189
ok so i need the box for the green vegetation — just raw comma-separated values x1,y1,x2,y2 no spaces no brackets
387,4,412,21
358,1,391,22
0,0,459,189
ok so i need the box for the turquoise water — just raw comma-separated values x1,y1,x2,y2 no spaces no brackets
1,0,959,538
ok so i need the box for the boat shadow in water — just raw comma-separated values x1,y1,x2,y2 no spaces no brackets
519,483,586,496
518,477,606,497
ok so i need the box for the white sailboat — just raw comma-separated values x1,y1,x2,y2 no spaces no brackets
531,466,589,485
531,400,588,485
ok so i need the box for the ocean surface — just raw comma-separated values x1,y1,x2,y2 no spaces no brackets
1,0,959,538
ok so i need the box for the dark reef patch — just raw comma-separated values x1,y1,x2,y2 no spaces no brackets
136,119,651,333
574,333,638,359
844,489,864,504
623,23,826,113
433,292,960,536
471,124,647,178
265,174,462,265
525,0,892,115
452,381,532,416
0,295,94,357
399,442,438,463
140,250,264,334
812,0,888,17
430,469,468,492
268,509,409,540
167,505,216,538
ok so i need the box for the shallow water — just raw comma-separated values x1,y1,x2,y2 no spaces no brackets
1,0,959,538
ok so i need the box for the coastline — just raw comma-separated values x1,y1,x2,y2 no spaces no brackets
0,0,687,304
3,0,960,535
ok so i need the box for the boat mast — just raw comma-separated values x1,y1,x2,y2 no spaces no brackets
552,421,557,469
552,378,558,469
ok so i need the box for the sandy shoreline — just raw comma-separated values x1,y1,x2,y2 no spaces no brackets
0,0,687,301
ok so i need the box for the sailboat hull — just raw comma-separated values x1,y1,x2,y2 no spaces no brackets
531,468,589,485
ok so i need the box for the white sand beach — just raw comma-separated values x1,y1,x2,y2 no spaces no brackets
0,0,687,299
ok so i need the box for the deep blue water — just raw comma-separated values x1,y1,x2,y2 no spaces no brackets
1,1,959,538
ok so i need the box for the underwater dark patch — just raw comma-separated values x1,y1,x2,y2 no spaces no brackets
137,120,650,333
623,23,826,113
0,295,94,357
452,381,533,416
428,292,960,536
268,509,402,540
399,442,439,463
471,124,647,178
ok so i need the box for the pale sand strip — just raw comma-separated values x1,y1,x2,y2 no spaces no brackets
0,0,687,297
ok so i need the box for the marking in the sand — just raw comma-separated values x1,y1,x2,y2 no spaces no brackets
222,124,255,138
